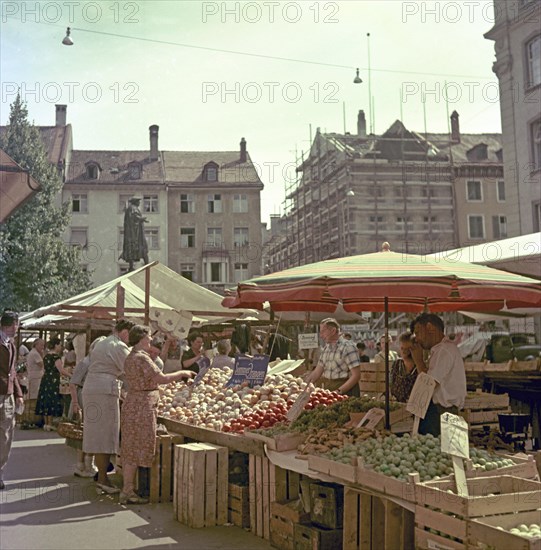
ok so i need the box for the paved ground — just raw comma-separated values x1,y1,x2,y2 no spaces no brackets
0,427,272,550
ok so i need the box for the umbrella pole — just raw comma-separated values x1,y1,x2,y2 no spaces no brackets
384,297,390,430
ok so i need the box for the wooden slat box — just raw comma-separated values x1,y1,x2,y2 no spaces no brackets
359,363,385,394
270,499,310,550
343,487,414,550
308,455,357,484
293,522,343,550
355,463,417,502
483,361,513,372
244,430,306,452
174,442,228,528
228,481,250,528
249,454,300,540
511,359,540,372
470,509,541,550
309,482,344,530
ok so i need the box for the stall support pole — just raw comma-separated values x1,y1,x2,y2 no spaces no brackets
384,297,390,430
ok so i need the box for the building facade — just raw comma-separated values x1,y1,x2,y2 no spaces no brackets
485,0,541,234
265,111,507,272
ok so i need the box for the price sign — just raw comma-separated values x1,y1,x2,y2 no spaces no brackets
192,356,211,386
286,388,312,422
441,413,469,459
225,354,270,388
298,333,319,350
356,408,385,430
406,373,436,419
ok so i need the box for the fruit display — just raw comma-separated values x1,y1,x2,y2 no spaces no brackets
157,368,345,433
296,426,382,455
497,523,541,539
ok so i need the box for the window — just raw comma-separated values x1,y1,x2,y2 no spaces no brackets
180,228,195,248
207,227,222,247
144,227,159,249
369,216,383,223
497,181,506,202
466,180,482,201
70,227,88,248
204,162,218,182
531,119,541,170
492,215,508,239
468,215,484,239
72,193,88,213
119,194,132,213
423,216,436,223
85,163,99,180
208,194,222,213
210,262,222,282
533,201,541,232
128,162,141,180
233,194,248,213
143,195,159,213
234,263,249,283
180,263,194,281
526,34,541,88
180,193,195,213
421,188,435,197
234,227,249,247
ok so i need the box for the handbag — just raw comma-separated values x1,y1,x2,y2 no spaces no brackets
57,411,83,440
390,359,418,403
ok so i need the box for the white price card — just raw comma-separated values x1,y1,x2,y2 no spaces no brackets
440,413,469,460
298,333,319,350
356,408,385,430
286,388,312,422
406,373,436,419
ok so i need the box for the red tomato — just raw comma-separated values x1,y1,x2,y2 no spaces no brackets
248,424,258,430
222,425,231,432
304,403,314,410
262,420,271,428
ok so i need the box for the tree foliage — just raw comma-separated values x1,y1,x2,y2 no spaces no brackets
0,95,91,310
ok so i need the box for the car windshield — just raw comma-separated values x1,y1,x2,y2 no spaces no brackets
511,334,536,346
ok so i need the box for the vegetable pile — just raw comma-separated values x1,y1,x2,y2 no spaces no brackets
497,523,541,539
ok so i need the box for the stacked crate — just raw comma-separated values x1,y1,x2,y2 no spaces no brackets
359,362,385,396
270,499,310,550
174,442,228,528
460,390,510,431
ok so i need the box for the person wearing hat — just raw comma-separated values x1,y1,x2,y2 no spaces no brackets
0,310,24,490
120,195,149,271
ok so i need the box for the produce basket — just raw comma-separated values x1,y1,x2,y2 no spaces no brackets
57,420,83,440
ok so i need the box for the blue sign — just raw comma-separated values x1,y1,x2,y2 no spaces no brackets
192,356,211,385
225,354,270,388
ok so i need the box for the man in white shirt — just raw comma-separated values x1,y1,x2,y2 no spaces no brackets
410,313,466,437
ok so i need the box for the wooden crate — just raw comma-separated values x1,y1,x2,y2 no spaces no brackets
143,434,185,503
415,504,469,549
343,487,414,550
174,442,228,528
309,482,344,530
511,359,540,372
359,363,385,393
470,453,540,481
483,361,513,372
228,481,250,528
244,430,306,452
293,522,343,550
464,361,487,372
355,463,417,502
308,455,357,484
349,406,411,429
461,390,511,430
270,499,311,550
470,509,541,550
249,454,300,540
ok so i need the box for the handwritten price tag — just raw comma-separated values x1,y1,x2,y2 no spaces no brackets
441,413,469,459
286,388,312,422
406,373,436,419
356,408,385,430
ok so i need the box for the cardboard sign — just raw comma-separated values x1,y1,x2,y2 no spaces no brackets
298,333,319,350
192,356,211,386
406,373,436,419
225,354,270,388
356,408,385,430
441,412,469,459
286,388,312,422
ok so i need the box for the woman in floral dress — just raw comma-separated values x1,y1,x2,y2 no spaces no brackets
35,338,70,431
119,325,195,504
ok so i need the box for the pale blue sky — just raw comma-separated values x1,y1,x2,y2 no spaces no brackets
1,0,501,224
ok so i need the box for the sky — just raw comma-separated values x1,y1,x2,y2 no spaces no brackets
1,0,501,225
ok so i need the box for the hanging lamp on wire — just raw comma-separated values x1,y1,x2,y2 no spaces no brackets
62,27,74,46
353,68,362,84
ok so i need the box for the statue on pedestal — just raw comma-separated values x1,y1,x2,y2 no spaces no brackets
120,196,149,271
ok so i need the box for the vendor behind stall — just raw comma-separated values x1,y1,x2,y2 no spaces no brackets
305,318,361,397
410,313,466,437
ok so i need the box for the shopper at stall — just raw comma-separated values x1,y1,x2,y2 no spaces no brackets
181,332,205,373
160,336,182,373
356,342,370,363
373,334,398,365
82,319,135,494
410,313,466,436
210,339,235,370
390,332,417,403
35,338,69,431
0,310,24,490
119,325,195,504
306,318,361,396
25,338,45,423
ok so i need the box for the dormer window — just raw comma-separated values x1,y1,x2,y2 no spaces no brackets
85,162,100,180
128,161,142,180
466,143,488,162
203,162,218,182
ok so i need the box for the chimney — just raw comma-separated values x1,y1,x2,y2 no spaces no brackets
450,111,460,143
55,104,67,126
149,125,159,161
240,137,247,163
357,110,366,138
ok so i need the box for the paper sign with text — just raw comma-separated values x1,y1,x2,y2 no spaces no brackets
225,354,270,388
286,389,312,422
192,356,211,386
406,373,436,419
298,333,319,349
441,413,469,459
356,408,385,430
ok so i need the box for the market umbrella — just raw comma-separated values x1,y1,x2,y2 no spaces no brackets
222,245,541,427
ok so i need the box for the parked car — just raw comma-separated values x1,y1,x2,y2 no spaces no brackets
459,331,541,363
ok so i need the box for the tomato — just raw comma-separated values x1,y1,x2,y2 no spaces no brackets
248,424,258,430
222,425,231,432
262,420,271,428
304,403,314,410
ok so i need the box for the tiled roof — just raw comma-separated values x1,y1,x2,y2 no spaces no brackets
425,133,503,163
65,150,164,184
163,151,263,186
